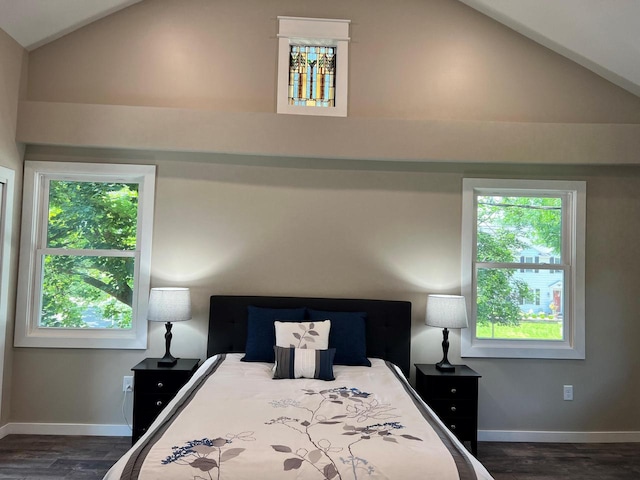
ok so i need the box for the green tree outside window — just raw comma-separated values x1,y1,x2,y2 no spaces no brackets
40,181,139,329
475,195,563,340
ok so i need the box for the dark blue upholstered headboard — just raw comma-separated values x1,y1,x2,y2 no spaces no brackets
207,295,412,377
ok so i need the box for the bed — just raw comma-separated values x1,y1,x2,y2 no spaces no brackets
104,295,493,480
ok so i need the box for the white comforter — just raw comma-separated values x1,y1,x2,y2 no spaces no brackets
105,354,493,480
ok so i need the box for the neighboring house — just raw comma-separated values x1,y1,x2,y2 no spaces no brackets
514,246,563,316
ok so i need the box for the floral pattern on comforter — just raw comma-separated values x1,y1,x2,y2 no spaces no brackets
264,386,424,479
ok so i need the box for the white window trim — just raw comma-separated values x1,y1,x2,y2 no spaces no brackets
0,165,15,414
14,161,155,349
277,16,350,117
461,178,586,359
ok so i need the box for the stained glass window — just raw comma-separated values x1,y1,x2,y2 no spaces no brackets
277,16,349,116
288,45,336,107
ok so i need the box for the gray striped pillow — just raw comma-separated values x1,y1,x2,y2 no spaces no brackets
273,346,336,381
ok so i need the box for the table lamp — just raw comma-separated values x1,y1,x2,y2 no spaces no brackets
426,294,468,372
147,287,192,367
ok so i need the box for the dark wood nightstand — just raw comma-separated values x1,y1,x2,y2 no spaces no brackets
131,358,200,443
414,364,481,455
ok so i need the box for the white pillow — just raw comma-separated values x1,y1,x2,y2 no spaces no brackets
275,320,330,350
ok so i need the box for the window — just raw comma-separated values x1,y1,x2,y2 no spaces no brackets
277,16,350,117
461,178,586,359
288,45,336,107
15,161,155,349
524,256,534,272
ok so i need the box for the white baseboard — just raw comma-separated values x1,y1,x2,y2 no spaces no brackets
479,429,640,443
0,422,131,439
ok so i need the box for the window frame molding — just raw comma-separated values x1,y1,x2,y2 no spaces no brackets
461,178,586,360
276,16,350,117
14,161,156,349
0,165,16,414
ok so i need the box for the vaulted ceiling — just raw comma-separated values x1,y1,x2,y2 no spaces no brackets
1,0,638,97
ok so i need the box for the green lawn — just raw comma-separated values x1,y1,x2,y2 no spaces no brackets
476,321,562,340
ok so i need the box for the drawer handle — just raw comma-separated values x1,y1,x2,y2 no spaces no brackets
450,388,457,394
450,424,457,431
156,400,163,407
450,406,457,412
157,382,164,389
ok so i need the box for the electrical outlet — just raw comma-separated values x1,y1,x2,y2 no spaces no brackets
563,384,573,401
123,375,134,392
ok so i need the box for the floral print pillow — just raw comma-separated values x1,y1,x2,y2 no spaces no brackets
274,320,330,349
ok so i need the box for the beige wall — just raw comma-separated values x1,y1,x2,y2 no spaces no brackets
0,28,27,425
18,0,640,165
26,0,640,123
6,0,640,434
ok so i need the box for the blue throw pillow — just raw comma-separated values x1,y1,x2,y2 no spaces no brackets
242,306,306,362
307,309,371,367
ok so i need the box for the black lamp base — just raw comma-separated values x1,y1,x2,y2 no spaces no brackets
157,353,178,367
157,321,178,367
436,327,456,372
435,359,456,372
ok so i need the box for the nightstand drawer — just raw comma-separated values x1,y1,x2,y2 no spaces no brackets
135,372,192,394
440,417,475,439
429,399,476,418
133,426,148,441
424,377,476,399
134,393,174,423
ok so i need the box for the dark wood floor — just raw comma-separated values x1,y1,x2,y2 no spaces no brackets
478,441,640,480
0,435,130,479
0,435,639,479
